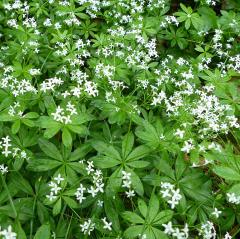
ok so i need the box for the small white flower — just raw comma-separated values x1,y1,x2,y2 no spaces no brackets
54,174,64,184
211,208,222,218
101,217,112,231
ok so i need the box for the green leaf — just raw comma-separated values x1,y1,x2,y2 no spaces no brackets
15,221,27,239
126,145,150,162
124,225,144,239
91,140,122,160
152,210,173,225
122,132,134,159
53,198,61,216
22,119,35,127
12,120,21,134
62,128,72,148
138,199,148,218
128,168,144,196
127,160,150,168
63,196,79,209
38,138,62,161
38,116,61,128
91,156,120,168
148,194,159,222
24,112,39,119
152,228,168,239
106,168,122,195
213,166,240,181
104,193,120,231
175,153,186,180
44,125,61,139
11,172,34,195
34,224,51,239
69,143,92,161
121,211,144,224
27,158,61,172
67,125,89,135
228,183,240,196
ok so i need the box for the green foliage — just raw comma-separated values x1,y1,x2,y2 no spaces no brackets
0,0,239,238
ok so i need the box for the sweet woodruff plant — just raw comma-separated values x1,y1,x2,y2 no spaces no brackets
0,0,240,238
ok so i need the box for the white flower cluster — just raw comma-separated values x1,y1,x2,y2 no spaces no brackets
226,192,240,205
160,182,182,209
198,221,216,239
191,89,239,136
75,161,104,203
0,225,17,239
51,103,77,124
0,136,12,157
205,0,216,6
122,170,135,198
95,63,115,80
40,77,64,92
181,139,195,154
0,135,30,163
0,164,8,175
228,54,240,73
163,222,189,239
46,174,64,201
8,102,23,117
80,218,95,235
0,75,37,97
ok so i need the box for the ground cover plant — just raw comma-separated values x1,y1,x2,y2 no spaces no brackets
0,0,240,238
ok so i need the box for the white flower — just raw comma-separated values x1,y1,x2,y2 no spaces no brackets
0,164,8,175
160,182,182,209
54,174,64,184
0,225,17,239
87,186,98,197
80,219,95,235
175,129,185,139
211,208,222,218
101,217,112,231
97,200,103,207
126,190,135,198
181,140,194,154
223,232,232,239
46,192,57,201
162,222,174,235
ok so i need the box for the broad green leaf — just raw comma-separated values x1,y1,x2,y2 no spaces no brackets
126,145,150,162
122,132,134,159
127,160,150,168
38,138,62,161
34,224,51,239
67,125,89,135
148,194,159,222
62,127,72,148
213,166,240,181
104,194,120,231
11,172,34,195
91,140,121,160
91,156,120,168
69,143,92,161
124,225,144,238
27,158,61,172
128,168,144,196
11,120,21,134
53,198,61,216
152,210,173,225
121,211,144,224
138,199,148,218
